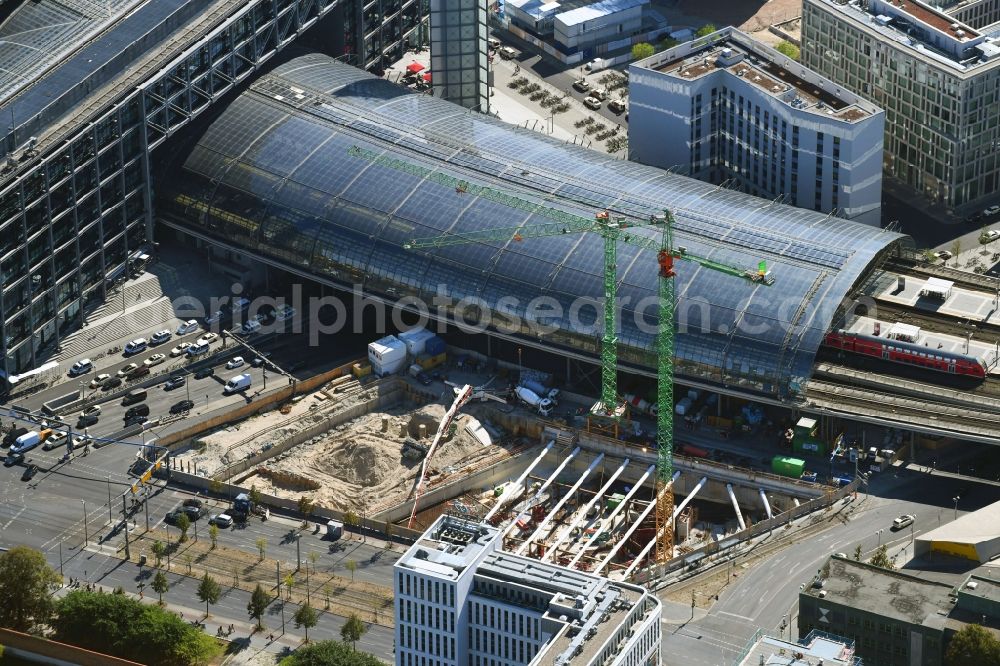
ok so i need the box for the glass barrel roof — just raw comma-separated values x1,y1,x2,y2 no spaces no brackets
160,53,908,399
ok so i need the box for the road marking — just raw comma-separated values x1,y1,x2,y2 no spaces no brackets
718,611,754,623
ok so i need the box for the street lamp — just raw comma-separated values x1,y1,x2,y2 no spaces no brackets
953,496,960,521
81,500,88,546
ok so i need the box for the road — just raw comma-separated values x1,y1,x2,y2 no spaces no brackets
659,466,1000,664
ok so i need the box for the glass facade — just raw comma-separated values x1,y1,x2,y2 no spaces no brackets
0,0,342,378
429,0,489,112
361,0,430,71
159,54,908,399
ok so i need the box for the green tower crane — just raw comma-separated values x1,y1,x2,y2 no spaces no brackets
347,144,774,562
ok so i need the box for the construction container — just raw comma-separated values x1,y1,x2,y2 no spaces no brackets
417,352,447,370
368,336,407,376
425,335,446,356
398,327,436,357
706,415,733,429
793,438,826,456
352,363,371,378
606,493,626,511
771,456,806,478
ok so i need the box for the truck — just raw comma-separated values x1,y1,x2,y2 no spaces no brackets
515,386,553,416
368,335,408,376
223,373,252,394
521,380,560,404
771,455,806,479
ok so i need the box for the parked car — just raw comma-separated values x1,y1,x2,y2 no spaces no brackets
176,320,198,335
150,330,172,345
416,371,432,386
186,342,209,357
203,310,225,326
276,305,296,321
69,358,93,376
124,413,148,428
21,464,38,481
164,510,184,525
984,229,1000,242
591,88,608,101
499,46,517,59
984,205,1000,217
183,498,204,509
209,513,233,528
89,373,111,389
170,399,194,414
934,250,953,260
608,99,627,114
226,357,245,369
129,366,150,380
251,354,271,368
583,96,602,110
4,452,24,467
193,367,215,379
117,363,139,378
198,333,219,344
123,338,148,356
240,320,261,335
144,353,166,367
572,79,590,92
182,505,203,520
163,375,186,391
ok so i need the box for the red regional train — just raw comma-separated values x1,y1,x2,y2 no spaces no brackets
823,330,987,378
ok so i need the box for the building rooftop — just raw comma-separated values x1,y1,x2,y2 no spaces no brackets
959,575,1000,606
555,0,648,27
644,27,876,123
505,0,593,20
802,557,955,628
735,629,861,666
917,498,1000,549
396,516,501,580
811,0,1000,73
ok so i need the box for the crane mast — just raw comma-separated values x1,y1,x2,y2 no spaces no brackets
347,144,773,565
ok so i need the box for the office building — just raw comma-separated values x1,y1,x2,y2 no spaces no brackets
429,0,489,111
629,27,884,226
801,0,1000,212
506,0,647,54
0,0,426,380
798,556,1000,666
393,514,661,666
733,629,861,665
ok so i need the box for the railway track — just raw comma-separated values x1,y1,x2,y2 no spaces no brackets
885,258,1000,294
872,299,1000,339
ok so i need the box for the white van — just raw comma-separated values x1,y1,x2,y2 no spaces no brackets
224,373,252,394
11,431,41,454
124,338,148,355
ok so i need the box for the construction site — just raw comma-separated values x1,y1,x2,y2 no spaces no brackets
173,344,840,580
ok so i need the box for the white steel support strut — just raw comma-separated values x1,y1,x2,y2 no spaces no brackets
502,447,581,539
623,476,707,578
759,489,773,519
484,441,554,522
727,484,746,531
541,459,631,563
516,453,605,556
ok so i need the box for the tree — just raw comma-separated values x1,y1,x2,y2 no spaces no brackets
323,583,332,610
946,624,1000,666
868,544,895,570
695,23,717,37
298,496,315,526
209,524,219,550
345,560,357,583
176,513,191,543
151,571,170,605
952,239,962,266
294,602,319,642
278,639,384,666
248,584,269,631
658,36,679,52
343,510,360,537
256,537,267,561
248,485,262,507
285,573,296,601
853,545,862,561
209,477,224,495
775,41,800,60
196,573,221,617
151,540,166,568
53,589,222,666
340,613,367,650
0,545,61,631
631,42,655,61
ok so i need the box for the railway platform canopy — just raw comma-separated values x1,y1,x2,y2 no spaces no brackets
158,54,911,401
921,277,954,300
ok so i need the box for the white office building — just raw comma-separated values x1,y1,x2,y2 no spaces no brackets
506,0,648,53
628,27,885,226
394,515,661,666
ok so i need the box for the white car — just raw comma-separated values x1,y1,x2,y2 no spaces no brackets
69,358,93,376
123,338,148,355
43,431,68,451
984,229,1000,241
198,332,219,344
934,250,953,260
276,305,296,321
241,319,261,334
144,353,166,367
117,363,139,378
204,310,224,325
608,99,627,114
892,514,915,530
984,205,1000,216
169,343,188,357
583,96,602,110
150,330,172,345
573,79,590,92
226,356,245,369
176,320,198,335
209,513,233,528
89,373,111,389
186,342,210,357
